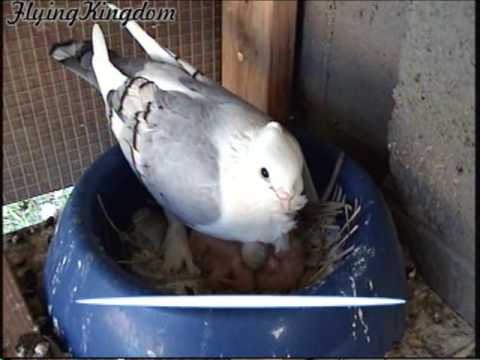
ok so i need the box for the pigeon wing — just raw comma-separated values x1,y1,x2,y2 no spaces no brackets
107,76,222,227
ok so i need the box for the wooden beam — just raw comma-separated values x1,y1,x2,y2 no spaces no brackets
222,1,319,202
222,0,298,123
3,255,36,357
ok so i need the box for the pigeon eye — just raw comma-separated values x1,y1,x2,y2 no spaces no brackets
260,167,269,179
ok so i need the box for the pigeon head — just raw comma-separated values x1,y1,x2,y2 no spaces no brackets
249,122,307,213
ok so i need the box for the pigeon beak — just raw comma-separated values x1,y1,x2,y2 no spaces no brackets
276,190,292,210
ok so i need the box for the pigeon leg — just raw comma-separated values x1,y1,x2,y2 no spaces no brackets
162,210,200,275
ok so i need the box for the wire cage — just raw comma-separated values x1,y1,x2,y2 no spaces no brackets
3,0,221,204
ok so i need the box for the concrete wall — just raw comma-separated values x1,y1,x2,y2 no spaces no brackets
295,1,474,324
388,1,475,324
296,1,409,181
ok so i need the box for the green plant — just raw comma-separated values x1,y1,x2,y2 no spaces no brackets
2,187,73,234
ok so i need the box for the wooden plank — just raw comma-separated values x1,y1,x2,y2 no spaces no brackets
222,0,298,123
222,0,319,202
3,255,36,357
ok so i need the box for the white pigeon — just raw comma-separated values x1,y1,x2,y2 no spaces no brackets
50,8,318,274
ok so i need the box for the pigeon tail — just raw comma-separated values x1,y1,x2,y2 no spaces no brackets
50,38,148,91
91,24,128,102
49,40,100,88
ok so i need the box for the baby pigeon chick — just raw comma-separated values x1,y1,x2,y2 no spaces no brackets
130,207,167,252
255,235,305,292
189,231,305,293
241,242,268,271
188,231,255,292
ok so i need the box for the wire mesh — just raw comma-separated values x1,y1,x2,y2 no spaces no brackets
2,0,222,204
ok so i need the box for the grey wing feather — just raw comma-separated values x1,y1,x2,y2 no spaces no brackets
108,76,222,227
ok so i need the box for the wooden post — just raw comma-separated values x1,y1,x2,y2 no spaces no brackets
3,255,36,356
222,0,298,123
222,0,318,202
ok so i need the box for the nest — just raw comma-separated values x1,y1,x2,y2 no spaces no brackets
99,152,362,294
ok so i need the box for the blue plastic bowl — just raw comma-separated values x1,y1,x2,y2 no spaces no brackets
44,132,406,357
